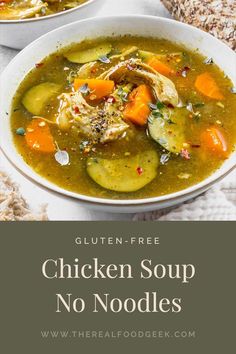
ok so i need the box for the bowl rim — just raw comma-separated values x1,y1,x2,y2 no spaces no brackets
0,14,236,206
0,0,97,24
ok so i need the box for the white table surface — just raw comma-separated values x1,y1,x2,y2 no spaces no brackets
0,0,171,220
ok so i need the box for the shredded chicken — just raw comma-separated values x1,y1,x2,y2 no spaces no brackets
56,57,179,144
110,46,138,60
99,58,179,106
76,62,97,79
72,47,139,80
57,91,128,143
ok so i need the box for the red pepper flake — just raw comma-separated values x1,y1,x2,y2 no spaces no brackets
191,144,201,148
177,66,191,77
137,166,143,175
183,66,190,71
91,67,98,74
74,106,80,114
35,62,44,68
106,96,116,104
180,149,191,160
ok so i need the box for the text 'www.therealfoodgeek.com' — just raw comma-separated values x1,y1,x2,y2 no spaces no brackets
40,330,196,340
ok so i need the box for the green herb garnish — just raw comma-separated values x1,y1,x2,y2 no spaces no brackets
80,140,90,152
149,101,165,110
152,111,163,118
167,119,176,125
117,87,129,102
160,153,170,165
16,127,25,136
193,103,205,108
79,83,90,96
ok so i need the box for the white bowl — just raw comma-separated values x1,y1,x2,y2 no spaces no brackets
0,0,103,49
0,15,236,213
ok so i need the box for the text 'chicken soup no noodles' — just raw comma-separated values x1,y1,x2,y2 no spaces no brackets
11,36,236,199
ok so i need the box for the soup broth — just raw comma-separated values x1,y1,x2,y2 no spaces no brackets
11,36,236,199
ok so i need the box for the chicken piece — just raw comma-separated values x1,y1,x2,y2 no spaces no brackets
99,58,179,107
66,62,97,85
57,91,128,144
0,0,47,20
77,62,97,79
73,47,138,80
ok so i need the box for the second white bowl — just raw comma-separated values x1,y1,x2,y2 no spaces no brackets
0,0,104,49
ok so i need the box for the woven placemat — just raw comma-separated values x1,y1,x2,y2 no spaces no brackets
161,0,236,50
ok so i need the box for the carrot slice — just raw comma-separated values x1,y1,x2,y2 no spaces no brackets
74,79,115,100
147,57,174,76
25,118,55,153
201,126,228,157
123,84,153,126
195,72,224,100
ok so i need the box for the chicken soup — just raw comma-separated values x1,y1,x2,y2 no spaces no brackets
11,36,236,199
0,0,87,20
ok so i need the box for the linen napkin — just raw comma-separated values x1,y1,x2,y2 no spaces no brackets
134,171,236,221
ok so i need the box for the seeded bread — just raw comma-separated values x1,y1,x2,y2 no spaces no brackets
161,0,236,50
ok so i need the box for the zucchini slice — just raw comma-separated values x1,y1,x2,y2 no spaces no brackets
148,107,187,153
138,50,154,61
64,43,112,64
22,82,61,115
87,150,159,192
139,50,183,62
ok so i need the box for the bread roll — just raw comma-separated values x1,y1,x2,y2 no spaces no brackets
161,0,236,50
